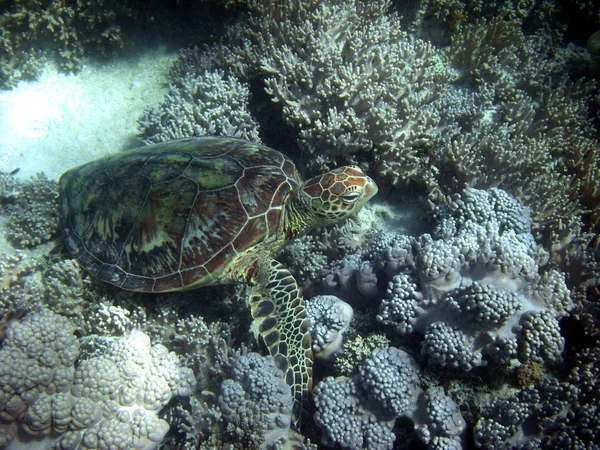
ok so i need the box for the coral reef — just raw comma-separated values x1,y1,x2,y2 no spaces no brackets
0,172,59,248
1,0,598,448
306,186,590,448
0,0,149,89
0,309,194,449
374,188,573,370
313,346,465,450
134,0,598,271
138,68,261,144
156,0,599,271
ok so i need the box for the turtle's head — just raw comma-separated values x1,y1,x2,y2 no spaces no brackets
290,166,378,234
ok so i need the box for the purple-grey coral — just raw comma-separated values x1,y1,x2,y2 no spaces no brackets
413,387,466,450
279,234,329,289
306,295,354,362
138,69,261,144
374,187,573,370
0,310,194,449
0,251,39,320
313,347,422,450
314,346,466,450
218,352,293,449
0,172,59,248
359,347,421,416
313,375,396,450
241,0,451,183
473,376,582,449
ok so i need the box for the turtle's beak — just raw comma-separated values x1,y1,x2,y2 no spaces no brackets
364,175,378,201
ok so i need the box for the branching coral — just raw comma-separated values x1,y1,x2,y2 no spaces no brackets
138,68,261,144
0,0,147,88
237,0,451,184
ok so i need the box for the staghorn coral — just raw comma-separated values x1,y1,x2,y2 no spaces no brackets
0,0,149,89
239,0,451,184
173,0,599,268
138,68,261,144
401,0,571,45
144,2,598,267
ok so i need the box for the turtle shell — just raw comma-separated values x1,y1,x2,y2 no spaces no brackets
59,137,301,292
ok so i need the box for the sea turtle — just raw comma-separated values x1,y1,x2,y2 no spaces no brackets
58,136,377,424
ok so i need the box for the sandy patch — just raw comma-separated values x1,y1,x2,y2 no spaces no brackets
0,46,174,181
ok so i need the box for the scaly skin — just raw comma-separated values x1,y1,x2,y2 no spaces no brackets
234,165,377,427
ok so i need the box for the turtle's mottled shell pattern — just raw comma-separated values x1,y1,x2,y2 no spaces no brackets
59,137,301,292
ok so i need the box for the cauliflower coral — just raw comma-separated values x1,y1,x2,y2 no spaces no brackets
374,188,573,370
0,309,195,450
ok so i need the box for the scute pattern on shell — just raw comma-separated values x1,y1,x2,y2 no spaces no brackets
59,137,301,292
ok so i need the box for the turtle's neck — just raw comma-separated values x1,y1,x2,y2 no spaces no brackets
285,190,317,238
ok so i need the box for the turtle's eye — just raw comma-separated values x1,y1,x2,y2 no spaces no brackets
341,191,363,203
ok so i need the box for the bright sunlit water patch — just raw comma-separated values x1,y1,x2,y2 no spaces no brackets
0,47,174,181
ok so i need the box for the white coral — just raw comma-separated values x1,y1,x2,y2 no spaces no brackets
0,312,194,449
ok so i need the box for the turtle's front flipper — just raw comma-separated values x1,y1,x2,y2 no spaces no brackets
248,257,313,428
